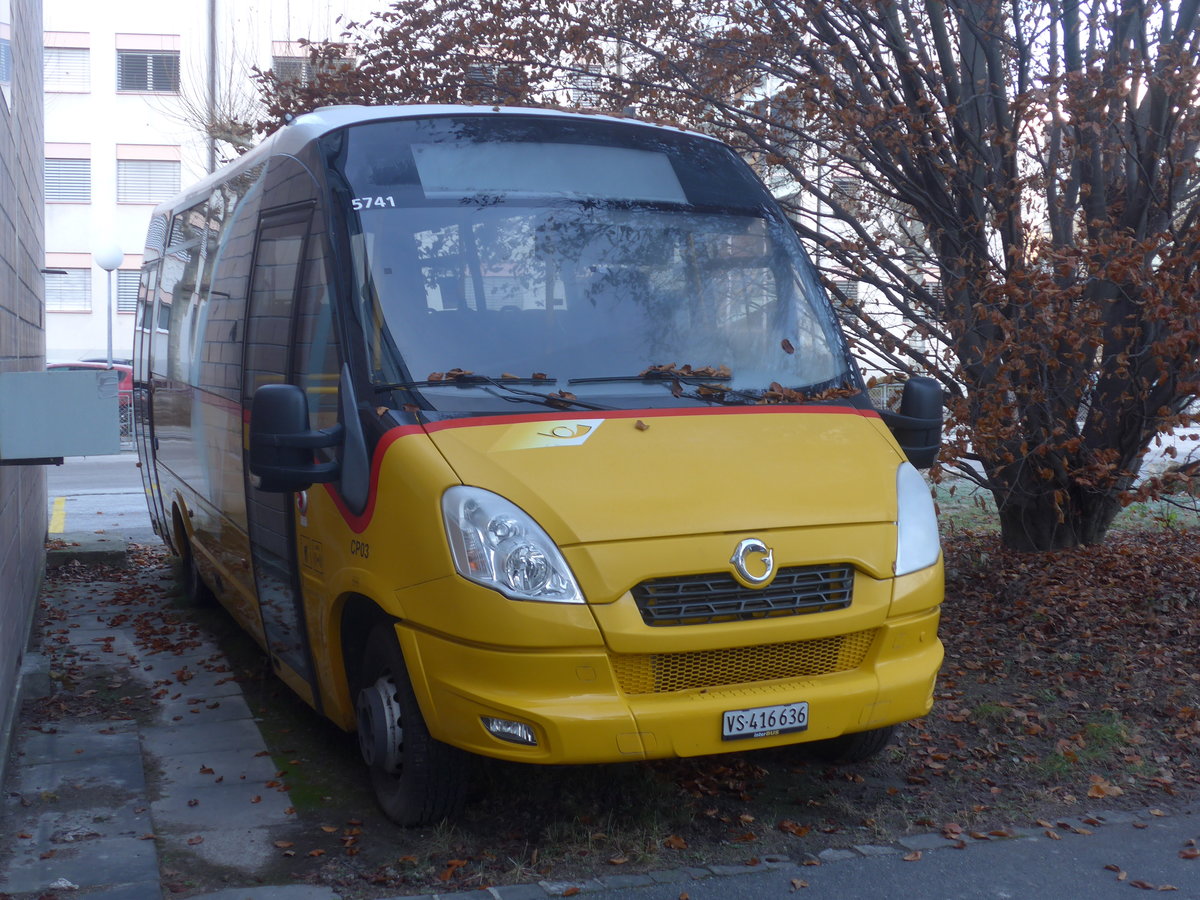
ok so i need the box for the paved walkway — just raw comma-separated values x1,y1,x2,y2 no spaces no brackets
2,538,1197,900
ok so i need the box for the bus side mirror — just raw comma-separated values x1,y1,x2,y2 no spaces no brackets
879,376,942,470
249,383,342,492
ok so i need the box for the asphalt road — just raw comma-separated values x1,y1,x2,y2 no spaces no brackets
46,449,160,545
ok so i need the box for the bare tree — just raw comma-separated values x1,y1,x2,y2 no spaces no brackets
256,0,1200,550
163,31,260,165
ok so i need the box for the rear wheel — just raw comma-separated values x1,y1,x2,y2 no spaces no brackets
356,627,470,826
173,511,214,606
807,724,896,763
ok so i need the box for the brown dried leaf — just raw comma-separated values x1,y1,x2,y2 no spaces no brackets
779,819,811,837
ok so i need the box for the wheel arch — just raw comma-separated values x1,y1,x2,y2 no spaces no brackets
335,593,397,721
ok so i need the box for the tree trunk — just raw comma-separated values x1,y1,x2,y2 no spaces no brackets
994,487,1124,551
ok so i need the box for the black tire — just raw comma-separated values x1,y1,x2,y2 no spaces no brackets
173,513,215,607
807,724,896,763
356,627,470,826
182,544,216,606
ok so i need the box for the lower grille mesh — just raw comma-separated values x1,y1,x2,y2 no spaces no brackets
611,629,878,695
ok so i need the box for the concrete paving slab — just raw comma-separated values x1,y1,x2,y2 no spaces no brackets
16,724,141,764
141,716,272,758
1,800,154,844
156,691,256,725
151,666,251,700
155,747,281,789
53,627,142,658
188,886,341,899
14,749,146,796
67,882,165,900
151,780,293,829
0,834,157,895
166,824,297,873
149,645,236,669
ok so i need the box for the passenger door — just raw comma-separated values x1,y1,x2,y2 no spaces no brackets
133,260,169,536
242,208,319,699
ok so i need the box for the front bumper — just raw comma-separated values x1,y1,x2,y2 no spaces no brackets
394,601,942,763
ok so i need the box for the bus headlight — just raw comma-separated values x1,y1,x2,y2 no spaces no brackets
442,486,584,603
895,462,941,576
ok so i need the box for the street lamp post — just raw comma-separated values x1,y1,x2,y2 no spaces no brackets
93,245,125,368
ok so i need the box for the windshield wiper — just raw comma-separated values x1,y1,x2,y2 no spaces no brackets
568,373,761,405
375,375,551,391
375,374,615,412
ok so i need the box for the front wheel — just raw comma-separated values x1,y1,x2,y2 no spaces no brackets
356,627,469,826
806,724,896,763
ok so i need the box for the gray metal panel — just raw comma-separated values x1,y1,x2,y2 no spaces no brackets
0,372,121,459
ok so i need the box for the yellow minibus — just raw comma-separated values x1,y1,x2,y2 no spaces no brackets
132,105,944,825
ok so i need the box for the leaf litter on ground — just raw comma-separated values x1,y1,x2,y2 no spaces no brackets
19,527,1200,896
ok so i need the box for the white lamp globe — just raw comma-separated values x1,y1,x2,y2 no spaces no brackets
93,245,125,272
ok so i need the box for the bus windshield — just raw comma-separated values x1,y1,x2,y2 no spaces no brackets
325,114,853,412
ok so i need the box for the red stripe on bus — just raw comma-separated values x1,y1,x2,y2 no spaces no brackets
423,404,879,434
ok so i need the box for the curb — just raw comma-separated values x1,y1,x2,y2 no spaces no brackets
45,532,130,569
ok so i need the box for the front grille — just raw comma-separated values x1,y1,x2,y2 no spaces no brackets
632,564,854,626
610,629,878,695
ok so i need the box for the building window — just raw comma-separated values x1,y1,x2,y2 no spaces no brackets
272,53,349,87
45,158,91,202
117,158,180,203
45,47,90,91
1,0,11,106
569,65,603,107
117,270,140,313
465,63,525,104
117,50,179,93
272,55,312,85
833,280,859,323
45,268,91,312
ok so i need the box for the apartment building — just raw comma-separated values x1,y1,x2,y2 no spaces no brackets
42,0,371,362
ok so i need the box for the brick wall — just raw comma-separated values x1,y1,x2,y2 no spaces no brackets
0,0,47,768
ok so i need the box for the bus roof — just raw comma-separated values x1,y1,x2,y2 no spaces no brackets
151,104,716,223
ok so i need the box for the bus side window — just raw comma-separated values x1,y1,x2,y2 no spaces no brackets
160,201,208,383
244,213,310,401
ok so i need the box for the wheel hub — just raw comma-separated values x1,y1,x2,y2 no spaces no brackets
356,674,404,774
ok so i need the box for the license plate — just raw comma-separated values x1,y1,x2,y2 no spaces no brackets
721,701,809,741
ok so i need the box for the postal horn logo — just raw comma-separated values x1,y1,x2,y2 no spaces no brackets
730,538,775,588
